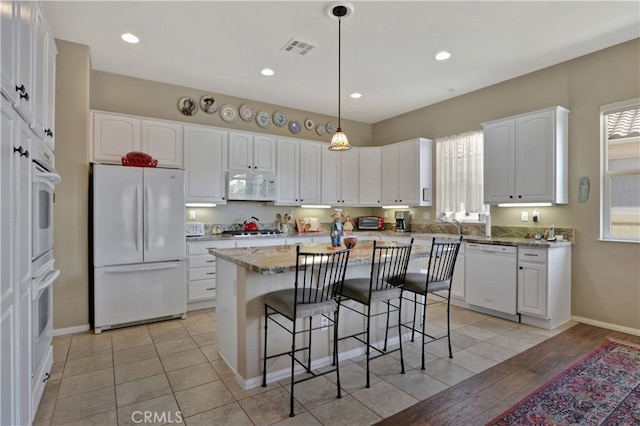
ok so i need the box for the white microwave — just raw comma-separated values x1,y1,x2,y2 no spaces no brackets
227,170,277,201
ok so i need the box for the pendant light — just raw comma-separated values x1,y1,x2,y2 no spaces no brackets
327,3,353,151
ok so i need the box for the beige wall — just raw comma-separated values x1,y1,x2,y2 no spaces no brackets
90,71,373,146
53,38,639,332
52,40,91,329
373,39,640,331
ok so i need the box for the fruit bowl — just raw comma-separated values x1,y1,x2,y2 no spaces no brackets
343,236,358,248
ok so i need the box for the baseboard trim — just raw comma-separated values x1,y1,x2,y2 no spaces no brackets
53,324,91,336
572,316,640,336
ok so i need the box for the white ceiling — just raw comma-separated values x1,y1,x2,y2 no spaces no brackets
42,1,639,124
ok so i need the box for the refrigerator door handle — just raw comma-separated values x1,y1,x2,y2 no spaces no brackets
134,185,140,252
144,186,150,251
104,264,179,274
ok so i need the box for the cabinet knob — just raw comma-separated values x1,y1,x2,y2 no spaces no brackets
15,84,26,94
21,150,29,158
519,266,523,270
518,195,522,198
509,195,514,199
20,92,29,101
45,128,53,137
13,146,23,155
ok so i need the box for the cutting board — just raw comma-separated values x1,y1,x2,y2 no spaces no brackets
296,217,322,233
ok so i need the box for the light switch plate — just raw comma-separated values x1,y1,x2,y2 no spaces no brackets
189,210,196,219
521,211,528,222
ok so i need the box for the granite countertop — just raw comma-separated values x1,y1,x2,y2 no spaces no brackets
210,240,433,275
189,230,572,248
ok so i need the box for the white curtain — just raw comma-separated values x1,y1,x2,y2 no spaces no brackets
436,130,486,215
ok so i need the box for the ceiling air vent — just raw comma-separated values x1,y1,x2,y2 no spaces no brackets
281,38,316,56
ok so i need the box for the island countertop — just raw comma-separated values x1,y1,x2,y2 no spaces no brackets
210,241,433,275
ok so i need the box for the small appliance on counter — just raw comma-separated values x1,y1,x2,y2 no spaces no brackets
395,211,411,232
186,222,205,236
356,216,384,230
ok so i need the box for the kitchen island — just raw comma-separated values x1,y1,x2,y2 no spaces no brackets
210,241,433,390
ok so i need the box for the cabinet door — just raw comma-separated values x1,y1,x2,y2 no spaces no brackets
321,149,340,205
359,148,381,206
1,97,18,426
44,36,56,150
340,148,359,206
30,3,47,140
253,134,276,173
518,261,547,318
142,120,183,168
483,120,515,203
228,131,252,171
1,0,17,101
184,126,227,204
397,140,420,205
516,110,555,202
92,113,141,163
450,252,465,299
275,138,299,205
299,141,322,205
13,1,33,123
381,144,399,204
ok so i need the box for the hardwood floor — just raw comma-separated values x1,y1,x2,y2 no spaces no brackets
376,323,640,426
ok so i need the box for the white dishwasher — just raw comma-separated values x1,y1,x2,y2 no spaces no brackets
465,243,518,315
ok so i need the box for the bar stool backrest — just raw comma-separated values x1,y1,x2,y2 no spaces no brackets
369,239,414,290
424,237,463,284
294,245,351,307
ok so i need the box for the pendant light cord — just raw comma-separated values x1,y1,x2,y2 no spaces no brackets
337,17,342,129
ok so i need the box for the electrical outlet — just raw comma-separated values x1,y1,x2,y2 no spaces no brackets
532,210,540,223
384,211,388,218
189,210,196,219
521,211,528,222
423,212,430,220
320,316,329,330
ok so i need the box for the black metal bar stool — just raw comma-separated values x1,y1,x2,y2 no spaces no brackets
262,245,351,417
401,236,462,369
337,239,413,388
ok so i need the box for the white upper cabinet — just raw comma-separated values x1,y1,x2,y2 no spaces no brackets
381,138,433,206
1,0,18,102
91,111,183,168
275,137,300,205
358,148,381,206
184,126,227,204
321,147,359,206
12,1,34,122
483,106,569,204
228,131,276,173
298,141,323,205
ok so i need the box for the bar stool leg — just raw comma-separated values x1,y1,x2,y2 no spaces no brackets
290,318,296,417
365,305,372,388
447,296,453,358
411,293,418,342
398,298,405,374
307,317,313,372
383,301,390,351
421,297,428,370
262,306,268,387
334,310,342,398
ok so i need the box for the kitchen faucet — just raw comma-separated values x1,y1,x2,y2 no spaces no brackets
448,218,461,235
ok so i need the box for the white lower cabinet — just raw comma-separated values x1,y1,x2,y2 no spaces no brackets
517,245,571,330
450,243,466,299
187,240,235,304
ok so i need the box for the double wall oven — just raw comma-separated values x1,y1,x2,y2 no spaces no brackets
31,140,60,392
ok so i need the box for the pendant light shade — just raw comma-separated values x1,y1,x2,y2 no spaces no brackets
328,3,352,151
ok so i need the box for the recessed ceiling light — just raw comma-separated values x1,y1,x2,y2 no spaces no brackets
261,68,275,76
350,92,362,99
435,51,451,61
121,33,139,44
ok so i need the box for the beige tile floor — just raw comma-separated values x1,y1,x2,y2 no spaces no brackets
34,303,574,426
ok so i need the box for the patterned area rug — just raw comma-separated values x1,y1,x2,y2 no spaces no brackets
488,341,640,425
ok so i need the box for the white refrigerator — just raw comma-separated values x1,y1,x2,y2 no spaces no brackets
93,164,186,333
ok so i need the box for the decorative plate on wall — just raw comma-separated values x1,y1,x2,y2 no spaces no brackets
304,118,315,130
273,110,288,127
220,104,238,123
200,96,218,114
315,123,326,136
178,97,198,116
256,111,271,128
289,119,301,134
326,122,337,134
239,104,255,121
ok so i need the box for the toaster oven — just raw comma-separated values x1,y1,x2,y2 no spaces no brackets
356,216,384,230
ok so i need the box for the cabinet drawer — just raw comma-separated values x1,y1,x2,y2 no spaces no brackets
188,280,216,301
187,240,235,255
518,248,546,263
188,256,216,269
188,268,216,281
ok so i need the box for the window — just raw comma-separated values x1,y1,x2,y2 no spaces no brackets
436,130,488,222
601,99,640,242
